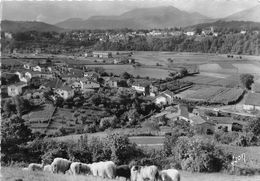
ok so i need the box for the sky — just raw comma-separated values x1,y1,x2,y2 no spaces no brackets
2,0,260,24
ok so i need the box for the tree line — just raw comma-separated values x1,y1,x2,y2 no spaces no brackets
2,30,260,55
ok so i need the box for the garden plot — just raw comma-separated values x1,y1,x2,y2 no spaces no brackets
186,87,226,102
178,86,244,105
181,75,240,88
210,88,244,104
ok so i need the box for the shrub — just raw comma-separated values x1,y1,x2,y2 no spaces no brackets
214,131,239,145
172,136,228,172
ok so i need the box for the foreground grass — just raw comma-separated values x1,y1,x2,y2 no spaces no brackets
2,167,260,181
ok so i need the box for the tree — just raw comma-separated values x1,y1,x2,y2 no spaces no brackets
240,74,254,89
2,99,15,117
2,116,32,163
246,118,260,136
107,133,140,165
120,72,132,79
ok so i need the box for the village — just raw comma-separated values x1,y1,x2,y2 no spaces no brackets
2,48,260,139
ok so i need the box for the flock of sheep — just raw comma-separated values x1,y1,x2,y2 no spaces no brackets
22,157,180,181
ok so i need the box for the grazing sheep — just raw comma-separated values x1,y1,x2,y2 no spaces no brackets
51,157,72,174
159,169,180,181
69,162,82,175
25,160,45,171
88,161,116,179
80,163,91,175
43,164,52,172
131,165,159,181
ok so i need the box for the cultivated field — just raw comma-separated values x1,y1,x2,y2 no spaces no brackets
175,85,244,104
2,167,260,181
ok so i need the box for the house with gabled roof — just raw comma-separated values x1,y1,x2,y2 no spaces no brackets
209,117,246,132
7,82,27,97
40,78,64,90
84,71,100,81
132,79,153,95
154,90,174,105
55,84,74,100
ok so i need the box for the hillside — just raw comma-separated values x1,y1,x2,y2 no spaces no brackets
1,20,65,33
225,5,260,22
186,20,260,31
55,6,212,30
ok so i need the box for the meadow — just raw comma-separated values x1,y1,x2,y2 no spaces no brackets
2,167,260,181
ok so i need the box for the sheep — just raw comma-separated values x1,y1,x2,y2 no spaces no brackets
51,157,72,174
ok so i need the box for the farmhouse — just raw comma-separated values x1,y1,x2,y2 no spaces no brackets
193,121,215,135
150,85,159,97
93,51,112,58
14,71,32,83
40,78,64,90
132,79,152,95
154,90,174,105
209,117,245,132
243,93,260,111
32,65,42,72
185,31,195,36
82,79,100,90
84,71,100,81
7,82,27,97
84,51,93,57
55,85,75,100
24,63,31,70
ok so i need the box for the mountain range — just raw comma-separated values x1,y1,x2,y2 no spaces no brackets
1,20,64,33
224,5,260,22
55,6,212,30
2,5,260,32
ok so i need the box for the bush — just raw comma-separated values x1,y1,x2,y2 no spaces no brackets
214,131,239,145
171,136,228,172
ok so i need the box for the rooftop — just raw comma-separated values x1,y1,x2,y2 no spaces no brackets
43,79,63,89
209,116,246,125
9,81,27,87
189,114,207,125
132,79,153,87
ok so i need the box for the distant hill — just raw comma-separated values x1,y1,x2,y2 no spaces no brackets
225,5,260,22
56,6,212,30
186,20,260,31
1,20,65,33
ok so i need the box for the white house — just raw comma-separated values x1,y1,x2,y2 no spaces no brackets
32,65,42,72
185,31,195,36
240,30,247,34
55,85,75,100
154,90,174,105
5,32,13,39
155,94,168,105
7,82,27,97
24,64,31,70
15,71,32,83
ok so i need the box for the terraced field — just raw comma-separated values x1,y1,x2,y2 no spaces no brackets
175,86,244,105
181,75,240,88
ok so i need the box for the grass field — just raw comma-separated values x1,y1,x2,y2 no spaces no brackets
2,167,260,181
53,132,165,146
